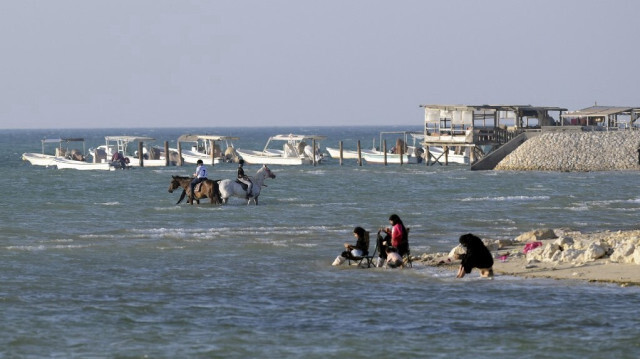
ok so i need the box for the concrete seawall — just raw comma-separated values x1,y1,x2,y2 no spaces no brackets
495,131,640,171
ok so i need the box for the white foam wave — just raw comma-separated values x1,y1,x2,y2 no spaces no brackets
460,195,550,202
97,201,120,206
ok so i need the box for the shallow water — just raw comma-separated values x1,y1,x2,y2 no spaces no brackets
2,127,640,358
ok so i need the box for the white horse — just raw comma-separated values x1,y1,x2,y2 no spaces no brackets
218,165,276,205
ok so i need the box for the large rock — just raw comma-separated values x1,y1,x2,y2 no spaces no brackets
515,228,557,243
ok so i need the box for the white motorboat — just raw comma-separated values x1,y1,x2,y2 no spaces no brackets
411,133,470,165
89,136,175,167
22,138,109,169
236,134,326,165
54,157,112,170
175,134,240,164
362,153,415,164
325,147,381,159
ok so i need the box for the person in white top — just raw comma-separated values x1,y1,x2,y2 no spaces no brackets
189,159,208,204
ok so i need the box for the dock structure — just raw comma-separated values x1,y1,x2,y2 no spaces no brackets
420,104,567,166
560,106,640,129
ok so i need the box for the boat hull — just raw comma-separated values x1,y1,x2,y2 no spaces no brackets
236,149,312,165
54,158,113,171
22,153,58,167
325,147,381,159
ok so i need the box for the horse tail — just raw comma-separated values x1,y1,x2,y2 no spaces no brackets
213,180,222,204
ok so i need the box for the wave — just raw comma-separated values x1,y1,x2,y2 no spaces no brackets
460,195,550,202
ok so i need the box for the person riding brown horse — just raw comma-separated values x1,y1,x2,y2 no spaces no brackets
168,175,222,205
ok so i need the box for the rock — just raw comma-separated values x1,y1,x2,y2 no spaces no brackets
610,243,636,263
583,242,606,261
516,228,557,243
495,131,640,172
448,245,466,259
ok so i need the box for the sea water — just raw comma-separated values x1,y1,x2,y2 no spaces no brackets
1,127,640,358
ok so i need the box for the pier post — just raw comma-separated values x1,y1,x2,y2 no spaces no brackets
357,140,362,166
425,145,430,166
214,140,216,167
383,140,387,166
312,139,317,166
164,141,169,166
178,142,183,166
138,142,144,167
339,141,343,166
444,145,449,166
399,141,404,166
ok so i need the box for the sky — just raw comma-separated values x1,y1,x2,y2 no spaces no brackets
1,0,639,129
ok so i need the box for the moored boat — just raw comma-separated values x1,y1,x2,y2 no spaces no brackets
21,138,109,169
236,134,326,165
89,136,177,167
175,134,240,164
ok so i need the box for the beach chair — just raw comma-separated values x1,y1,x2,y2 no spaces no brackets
401,228,413,268
347,231,374,267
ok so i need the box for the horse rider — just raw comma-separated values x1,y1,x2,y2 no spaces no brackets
190,159,208,203
237,159,252,199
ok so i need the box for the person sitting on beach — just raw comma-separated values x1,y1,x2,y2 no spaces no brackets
456,233,494,278
332,227,368,266
385,247,403,268
385,214,409,256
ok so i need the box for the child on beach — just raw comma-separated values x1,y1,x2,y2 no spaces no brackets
384,247,403,268
456,233,494,278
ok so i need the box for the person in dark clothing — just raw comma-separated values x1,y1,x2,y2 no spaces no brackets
456,233,494,278
237,159,252,199
332,227,368,266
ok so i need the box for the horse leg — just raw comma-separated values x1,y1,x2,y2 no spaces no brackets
177,190,186,204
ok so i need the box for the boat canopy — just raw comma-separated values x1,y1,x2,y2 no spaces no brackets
42,138,85,144
269,134,327,141
104,136,156,143
177,134,239,143
40,138,86,155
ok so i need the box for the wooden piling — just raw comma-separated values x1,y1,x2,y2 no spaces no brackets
357,140,362,166
383,140,387,166
312,139,317,166
444,145,449,166
339,141,344,166
138,142,144,167
164,141,169,166
177,142,183,166
214,140,216,167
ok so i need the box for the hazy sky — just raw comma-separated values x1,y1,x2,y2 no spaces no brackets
1,0,638,129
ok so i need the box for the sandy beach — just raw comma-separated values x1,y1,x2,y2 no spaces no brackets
417,229,640,286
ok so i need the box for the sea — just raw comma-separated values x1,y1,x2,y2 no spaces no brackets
2,126,640,358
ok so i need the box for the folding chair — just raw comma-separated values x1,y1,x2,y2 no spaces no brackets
401,228,413,268
347,231,374,267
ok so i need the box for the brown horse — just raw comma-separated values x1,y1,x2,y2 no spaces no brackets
168,175,222,205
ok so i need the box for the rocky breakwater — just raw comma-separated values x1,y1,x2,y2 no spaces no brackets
417,228,640,285
494,131,640,171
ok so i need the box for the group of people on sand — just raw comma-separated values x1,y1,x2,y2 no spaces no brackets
332,214,494,278
188,158,253,203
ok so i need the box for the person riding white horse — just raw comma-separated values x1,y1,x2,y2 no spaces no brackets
237,159,252,200
218,164,276,205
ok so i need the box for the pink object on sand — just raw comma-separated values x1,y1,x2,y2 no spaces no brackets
523,241,543,254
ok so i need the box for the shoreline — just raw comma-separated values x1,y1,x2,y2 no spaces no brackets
415,228,640,287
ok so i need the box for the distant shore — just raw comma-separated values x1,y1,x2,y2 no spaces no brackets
416,228,640,286
495,131,640,171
